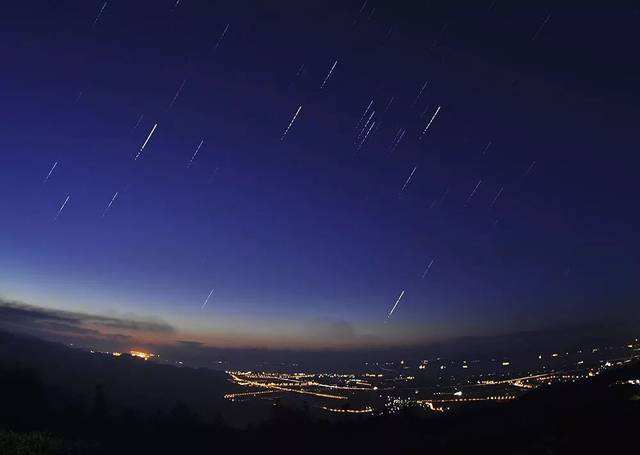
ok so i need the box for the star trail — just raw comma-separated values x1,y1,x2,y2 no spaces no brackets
0,1,638,351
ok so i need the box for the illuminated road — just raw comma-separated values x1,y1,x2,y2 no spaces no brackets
228,372,347,400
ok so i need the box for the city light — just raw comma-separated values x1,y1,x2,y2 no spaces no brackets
320,406,373,414
215,339,640,416
130,350,155,360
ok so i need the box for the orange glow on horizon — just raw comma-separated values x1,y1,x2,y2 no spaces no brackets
130,350,155,360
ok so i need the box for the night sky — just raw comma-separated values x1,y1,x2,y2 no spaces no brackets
1,1,639,351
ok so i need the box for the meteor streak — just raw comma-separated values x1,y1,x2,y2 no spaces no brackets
401,166,418,192
356,98,374,130
213,24,230,52
281,105,302,141
413,80,429,106
187,139,205,167
132,113,144,130
383,96,395,115
167,79,187,110
387,289,406,318
135,123,158,160
490,186,504,207
481,140,492,156
531,14,551,41
92,1,109,28
437,187,450,208
466,179,482,204
356,121,375,151
102,192,119,218
421,259,435,279
389,128,406,154
44,162,58,183
420,105,441,137
54,195,70,221
320,59,338,89
201,288,215,309
523,160,536,177
356,110,375,142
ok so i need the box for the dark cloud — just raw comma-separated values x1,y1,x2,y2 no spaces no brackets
37,321,104,337
177,340,205,348
302,318,381,347
0,303,77,325
82,315,174,334
0,298,175,348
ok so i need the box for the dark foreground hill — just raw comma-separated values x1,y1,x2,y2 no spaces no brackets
1,330,639,454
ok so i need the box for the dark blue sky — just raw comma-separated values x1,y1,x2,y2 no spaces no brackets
1,1,638,349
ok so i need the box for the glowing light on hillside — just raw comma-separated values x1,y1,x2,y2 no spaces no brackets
130,350,155,360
